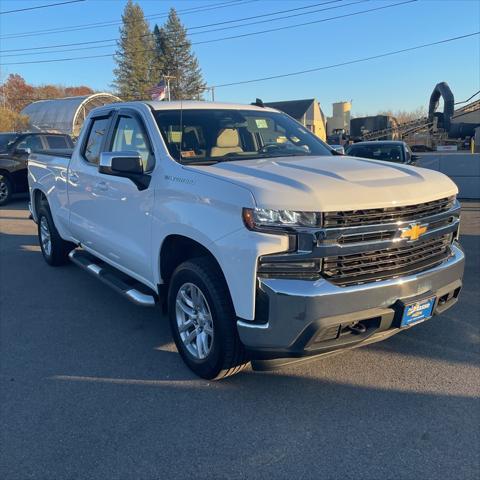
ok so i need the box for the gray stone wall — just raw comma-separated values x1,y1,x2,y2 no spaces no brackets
417,152,480,199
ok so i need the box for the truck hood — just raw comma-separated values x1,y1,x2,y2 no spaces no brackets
190,155,458,211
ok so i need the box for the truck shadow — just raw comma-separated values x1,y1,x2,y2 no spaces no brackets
5,371,477,480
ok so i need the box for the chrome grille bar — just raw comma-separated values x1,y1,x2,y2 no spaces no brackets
323,196,455,227
323,235,452,286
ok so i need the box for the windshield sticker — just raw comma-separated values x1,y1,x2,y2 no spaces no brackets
255,119,268,129
181,150,196,158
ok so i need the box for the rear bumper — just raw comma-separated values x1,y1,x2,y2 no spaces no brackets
237,242,465,359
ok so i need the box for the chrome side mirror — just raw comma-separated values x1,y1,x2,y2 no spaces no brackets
15,147,31,157
99,151,143,175
99,151,150,190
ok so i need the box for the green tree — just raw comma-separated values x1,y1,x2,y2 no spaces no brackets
113,0,156,100
154,8,206,100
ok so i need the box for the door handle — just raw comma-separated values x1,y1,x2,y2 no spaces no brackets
69,171,79,184
94,181,108,192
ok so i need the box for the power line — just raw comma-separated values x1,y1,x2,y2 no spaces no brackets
454,90,480,105
212,32,480,88
0,0,256,39
4,32,478,102
192,0,416,45
1,0,357,58
0,1,341,54
0,0,85,15
0,1,416,65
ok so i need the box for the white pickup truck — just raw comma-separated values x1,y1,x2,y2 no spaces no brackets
28,101,464,379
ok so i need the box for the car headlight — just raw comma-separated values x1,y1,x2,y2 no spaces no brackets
243,207,322,231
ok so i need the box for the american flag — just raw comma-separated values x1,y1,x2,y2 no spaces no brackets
149,80,167,101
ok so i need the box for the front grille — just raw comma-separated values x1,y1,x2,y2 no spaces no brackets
323,196,454,227
323,235,452,286
336,216,455,245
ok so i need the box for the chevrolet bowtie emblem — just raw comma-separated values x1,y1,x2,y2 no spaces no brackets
400,223,428,241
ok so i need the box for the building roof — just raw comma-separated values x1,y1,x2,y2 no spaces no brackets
21,93,121,136
264,99,315,119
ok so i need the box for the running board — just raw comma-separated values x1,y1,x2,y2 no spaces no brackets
68,250,157,307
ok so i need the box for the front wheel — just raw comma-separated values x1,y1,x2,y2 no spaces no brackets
168,257,249,380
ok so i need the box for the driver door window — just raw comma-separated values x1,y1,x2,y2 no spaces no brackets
110,116,154,172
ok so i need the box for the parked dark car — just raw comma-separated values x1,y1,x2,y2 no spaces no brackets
345,140,419,165
0,132,74,205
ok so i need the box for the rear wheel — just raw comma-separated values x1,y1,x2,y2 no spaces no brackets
0,174,12,206
168,257,249,380
37,205,74,266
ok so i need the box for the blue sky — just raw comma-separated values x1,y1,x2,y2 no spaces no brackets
0,0,479,116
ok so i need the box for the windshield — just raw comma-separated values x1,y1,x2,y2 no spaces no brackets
153,109,333,164
0,134,19,153
346,144,404,163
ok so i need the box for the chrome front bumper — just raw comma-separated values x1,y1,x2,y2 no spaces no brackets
237,243,465,357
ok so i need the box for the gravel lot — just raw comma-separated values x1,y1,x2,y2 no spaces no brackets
1,199,479,480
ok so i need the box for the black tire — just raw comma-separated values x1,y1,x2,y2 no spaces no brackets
0,174,12,206
37,204,75,266
168,257,249,380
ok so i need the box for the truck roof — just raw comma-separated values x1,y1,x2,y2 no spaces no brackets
127,100,279,113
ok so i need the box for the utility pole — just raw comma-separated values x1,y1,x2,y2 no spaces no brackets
204,86,215,101
163,75,175,101
0,66,7,109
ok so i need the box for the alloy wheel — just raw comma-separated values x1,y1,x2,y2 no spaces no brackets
175,282,214,360
40,216,52,257
0,178,9,203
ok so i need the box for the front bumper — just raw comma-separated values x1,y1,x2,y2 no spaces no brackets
237,242,465,359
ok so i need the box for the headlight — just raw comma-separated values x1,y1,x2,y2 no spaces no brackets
243,207,321,230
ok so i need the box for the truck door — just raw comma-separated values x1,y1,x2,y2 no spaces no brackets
68,110,154,284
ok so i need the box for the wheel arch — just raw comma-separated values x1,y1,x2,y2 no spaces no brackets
158,234,233,306
31,188,49,221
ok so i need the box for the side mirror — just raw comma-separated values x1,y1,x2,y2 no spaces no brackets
99,151,143,175
410,154,420,164
15,147,31,157
99,151,150,190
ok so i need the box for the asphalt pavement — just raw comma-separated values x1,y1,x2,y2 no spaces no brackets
1,199,479,480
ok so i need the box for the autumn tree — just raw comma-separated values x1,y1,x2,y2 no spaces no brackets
0,74,35,113
64,86,94,96
0,73,97,115
113,0,157,100
154,8,206,100
0,107,29,131
35,84,64,100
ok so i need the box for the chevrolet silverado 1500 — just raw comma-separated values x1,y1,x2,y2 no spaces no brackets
28,101,464,379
